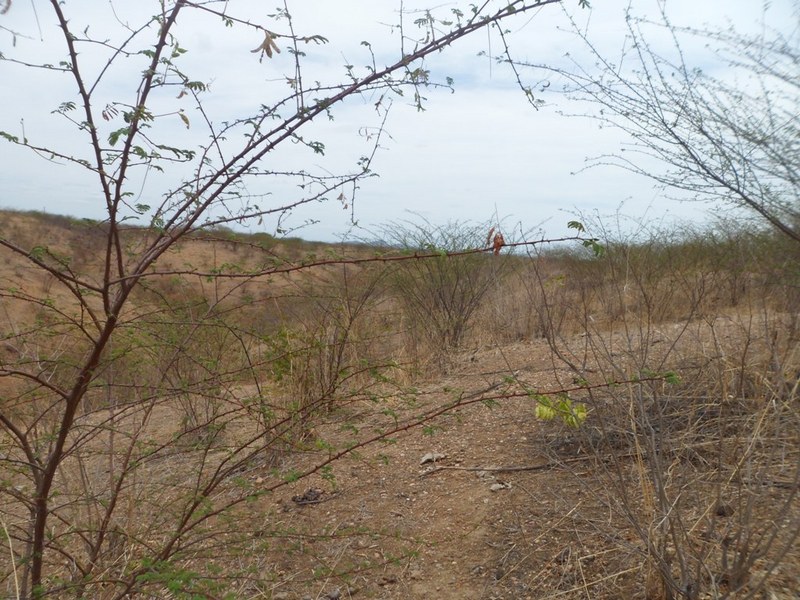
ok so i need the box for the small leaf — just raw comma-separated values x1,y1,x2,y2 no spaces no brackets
567,220,585,232
492,231,506,256
252,31,281,60
536,403,556,421
582,239,605,257
301,34,329,45
108,127,129,146
567,404,588,428
0,130,19,143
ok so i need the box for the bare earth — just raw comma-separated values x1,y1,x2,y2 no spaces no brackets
1,214,797,599
245,329,800,600
261,341,589,599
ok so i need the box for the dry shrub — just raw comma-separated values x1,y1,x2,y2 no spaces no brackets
3,208,797,598
258,262,406,434
378,219,514,371
525,219,800,598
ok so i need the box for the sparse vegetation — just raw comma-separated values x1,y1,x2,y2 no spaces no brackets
1,209,797,598
524,217,799,598
1,1,797,598
379,219,514,370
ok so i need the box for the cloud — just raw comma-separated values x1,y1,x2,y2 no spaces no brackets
0,0,794,241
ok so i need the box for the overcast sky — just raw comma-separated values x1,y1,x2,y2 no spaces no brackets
0,1,794,242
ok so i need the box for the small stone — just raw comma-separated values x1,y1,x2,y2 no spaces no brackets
476,470,496,481
420,452,447,465
325,588,341,600
489,482,511,492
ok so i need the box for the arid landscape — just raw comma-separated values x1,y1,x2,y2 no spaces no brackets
3,1,797,597
1,210,798,599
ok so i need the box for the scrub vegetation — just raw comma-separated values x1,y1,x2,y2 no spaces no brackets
0,1,797,598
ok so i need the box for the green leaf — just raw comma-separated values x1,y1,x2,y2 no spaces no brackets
0,130,20,143
185,81,207,92
283,469,301,483
303,34,329,45
52,101,77,114
535,403,556,421
567,220,585,232
29,246,47,260
566,403,588,428
582,239,605,257
422,425,441,436
108,127,129,146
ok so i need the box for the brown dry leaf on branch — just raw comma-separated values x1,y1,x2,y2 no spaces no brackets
492,231,505,256
251,31,281,61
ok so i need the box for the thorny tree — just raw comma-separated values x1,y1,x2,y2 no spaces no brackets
0,1,589,597
514,5,800,596
525,1,800,243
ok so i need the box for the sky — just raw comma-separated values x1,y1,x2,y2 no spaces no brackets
0,0,794,243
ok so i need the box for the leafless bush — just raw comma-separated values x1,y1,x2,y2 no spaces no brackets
378,219,512,370
261,261,401,436
527,221,800,599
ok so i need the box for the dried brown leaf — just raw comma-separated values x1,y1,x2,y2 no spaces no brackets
251,31,281,61
492,232,505,256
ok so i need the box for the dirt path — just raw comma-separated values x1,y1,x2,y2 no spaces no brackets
254,333,800,599
261,341,594,599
